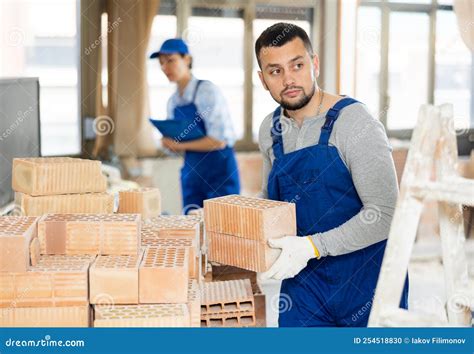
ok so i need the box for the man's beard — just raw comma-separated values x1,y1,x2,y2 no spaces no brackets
279,84,316,111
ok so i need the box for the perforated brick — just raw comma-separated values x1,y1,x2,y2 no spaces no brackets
208,231,281,272
12,157,107,196
0,255,94,308
89,250,144,305
204,195,295,272
200,311,255,327
93,303,190,327
187,280,201,327
139,246,189,303
200,279,254,315
118,188,161,220
15,192,114,216
37,213,141,255
141,227,199,279
0,216,39,272
29,237,40,267
145,215,200,240
204,195,296,240
0,305,90,327
211,264,257,285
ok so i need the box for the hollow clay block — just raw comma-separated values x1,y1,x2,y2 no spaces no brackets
0,255,95,308
139,246,189,304
15,192,113,216
12,157,107,196
93,303,190,327
0,305,90,327
37,213,141,255
89,250,144,305
118,188,161,220
0,216,39,272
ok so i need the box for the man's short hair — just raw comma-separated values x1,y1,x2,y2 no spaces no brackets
255,22,314,69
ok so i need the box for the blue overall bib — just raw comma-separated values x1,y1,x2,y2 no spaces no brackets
267,97,409,327
173,80,240,213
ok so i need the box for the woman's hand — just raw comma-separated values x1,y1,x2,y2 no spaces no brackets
161,137,183,152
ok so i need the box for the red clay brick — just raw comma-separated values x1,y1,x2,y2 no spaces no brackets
204,195,296,240
0,216,38,272
200,279,254,315
0,255,94,308
15,192,113,216
145,215,200,241
0,305,90,327
93,303,190,327
139,246,189,303
118,188,161,220
29,237,40,267
37,213,141,255
187,279,201,327
204,195,295,272
201,311,255,327
12,157,106,196
89,250,144,305
141,226,199,279
208,231,281,272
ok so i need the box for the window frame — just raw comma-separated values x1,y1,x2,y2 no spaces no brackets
358,0,474,155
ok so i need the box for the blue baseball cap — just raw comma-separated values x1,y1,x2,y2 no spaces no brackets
149,38,190,59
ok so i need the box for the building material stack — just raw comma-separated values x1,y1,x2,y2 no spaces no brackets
12,158,113,216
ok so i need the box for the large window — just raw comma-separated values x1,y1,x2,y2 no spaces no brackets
189,7,245,140
0,0,80,156
356,0,473,138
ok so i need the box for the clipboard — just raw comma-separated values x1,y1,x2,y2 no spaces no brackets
149,118,206,142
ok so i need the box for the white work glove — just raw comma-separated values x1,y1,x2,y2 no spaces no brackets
260,236,319,281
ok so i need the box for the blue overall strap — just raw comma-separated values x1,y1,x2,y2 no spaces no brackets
270,106,284,159
192,80,204,101
318,97,359,145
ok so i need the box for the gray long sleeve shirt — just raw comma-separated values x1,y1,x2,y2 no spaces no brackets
258,102,399,258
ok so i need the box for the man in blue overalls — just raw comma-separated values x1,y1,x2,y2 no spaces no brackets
150,39,240,214
256,23,408,327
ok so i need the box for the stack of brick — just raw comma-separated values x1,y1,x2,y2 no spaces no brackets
0,216,94,327
204,195,296,272
144,215,202,281
12,157,113,216
118,187,161,220
200,279,255,327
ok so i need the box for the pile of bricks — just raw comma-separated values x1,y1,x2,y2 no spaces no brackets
12,157,113,216
204,195,296,272
2,158,273,327
200,279,256,327
0,216,93,326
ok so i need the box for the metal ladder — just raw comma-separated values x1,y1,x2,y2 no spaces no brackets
368,104,473,327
